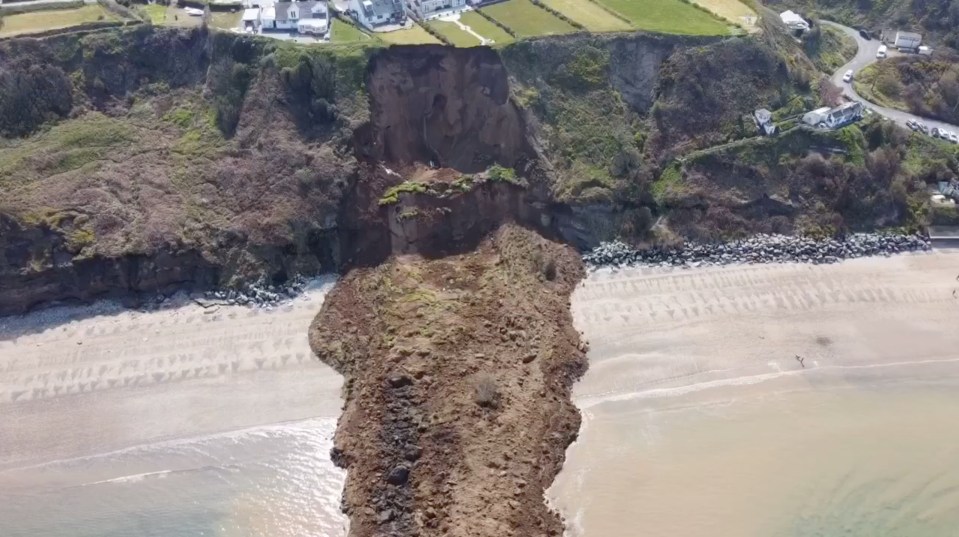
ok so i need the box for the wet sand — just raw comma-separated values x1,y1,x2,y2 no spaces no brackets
551,251,959,536
0,279,348,536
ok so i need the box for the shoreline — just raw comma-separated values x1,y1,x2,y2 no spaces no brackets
0,276,344,469
550,249,959,537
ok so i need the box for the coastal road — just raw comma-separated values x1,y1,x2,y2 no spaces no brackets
823,20,959,133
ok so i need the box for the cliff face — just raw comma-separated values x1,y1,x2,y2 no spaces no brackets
0,28,363,315
364,46,530,173
2,26,939,314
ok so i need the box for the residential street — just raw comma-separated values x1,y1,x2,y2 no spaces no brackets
823,20,959,133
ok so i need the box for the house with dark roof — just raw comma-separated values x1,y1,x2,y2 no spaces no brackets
350,0,405,29
262,0,330,34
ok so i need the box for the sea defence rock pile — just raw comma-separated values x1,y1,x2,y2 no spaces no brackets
584,233,931,269
193,275,311,309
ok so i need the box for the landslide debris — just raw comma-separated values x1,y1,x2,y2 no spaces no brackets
310,224,586,537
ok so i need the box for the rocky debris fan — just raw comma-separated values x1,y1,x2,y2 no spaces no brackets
583,233,931,269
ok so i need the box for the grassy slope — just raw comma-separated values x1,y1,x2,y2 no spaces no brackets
482,0,577,38
595,0,731,35
377,25,441,44
0,5,116,37
804,24,857,73
853,56,959,124
541,0,631,32
689,0,755,27
428,20,482,46
459,11,514,44
332,18,373,43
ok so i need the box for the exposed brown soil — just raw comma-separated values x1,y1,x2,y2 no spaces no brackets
309,224,586,537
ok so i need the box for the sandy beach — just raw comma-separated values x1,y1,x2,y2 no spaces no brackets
0,278,350,537
550,251,959,536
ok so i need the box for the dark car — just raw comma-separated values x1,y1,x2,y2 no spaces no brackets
858,28,871,40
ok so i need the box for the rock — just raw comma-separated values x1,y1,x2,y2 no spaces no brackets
583,232,929,270
387,465,410,485
404,445,423,461
377,509,394,524
522,352,537,364
388,374,413,388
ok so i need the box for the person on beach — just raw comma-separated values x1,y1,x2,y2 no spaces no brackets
795,354,805,368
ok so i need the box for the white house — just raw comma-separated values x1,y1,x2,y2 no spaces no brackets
802,102,864,129
779,10,809,32
261,0,330,34
242,7,261,31
350,0,406,29
753,108,775,135
405,0,467,20
802,107,831,126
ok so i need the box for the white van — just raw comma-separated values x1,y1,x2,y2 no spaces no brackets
877,45,888,59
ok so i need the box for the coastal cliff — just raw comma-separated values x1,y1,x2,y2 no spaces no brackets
1,24,951,314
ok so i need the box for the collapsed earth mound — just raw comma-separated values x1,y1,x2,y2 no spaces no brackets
310,225,586,537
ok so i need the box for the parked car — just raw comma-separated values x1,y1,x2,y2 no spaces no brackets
918,123,929,134
877,45,887,59
932,127,942,138
906,120,919,131
858,28,871,40
842,70,854,83
949,132,959,144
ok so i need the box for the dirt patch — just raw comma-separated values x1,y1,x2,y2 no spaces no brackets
310,224,586,537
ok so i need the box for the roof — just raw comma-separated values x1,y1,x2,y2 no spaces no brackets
754,108,772,123
363,0,402,18
779,10,804,24
274,0,328,21
895,31,922,39
832,101,863,112
242,7,259,20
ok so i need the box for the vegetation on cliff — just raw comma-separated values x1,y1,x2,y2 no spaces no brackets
854,54,959,125
0,26,377,312
766,0,959,49
2,20,958,312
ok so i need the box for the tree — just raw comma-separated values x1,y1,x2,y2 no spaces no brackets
875,70,903,99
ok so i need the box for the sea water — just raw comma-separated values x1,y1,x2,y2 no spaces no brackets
0,279,347,537
0,418,347,537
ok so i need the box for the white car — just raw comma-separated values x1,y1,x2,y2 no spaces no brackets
877,45,887,59
950,132,959,144
842,70,854,83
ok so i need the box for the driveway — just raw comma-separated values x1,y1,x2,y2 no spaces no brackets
823,21,959,133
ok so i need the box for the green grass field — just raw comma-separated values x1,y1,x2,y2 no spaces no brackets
332,18,373,43
542,0,631,32
428,20,483,46
481,0,577,38
688,0,755,28
377,24,441,44
142,4,167,24
594,0,730,35
459,11,514,44
0,5,116,37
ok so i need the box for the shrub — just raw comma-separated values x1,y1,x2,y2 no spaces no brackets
473,374,500,408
